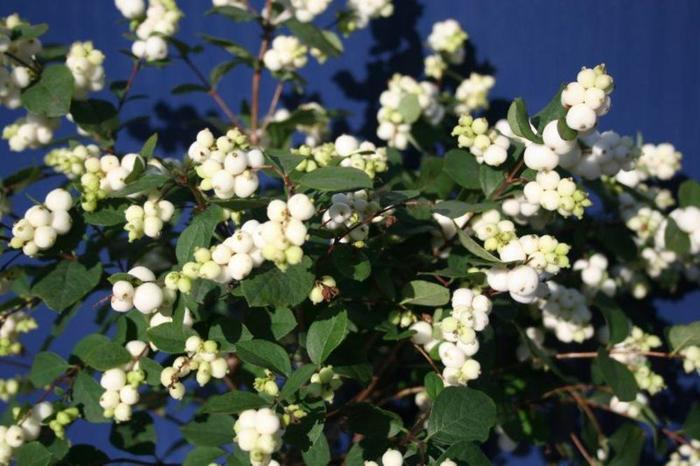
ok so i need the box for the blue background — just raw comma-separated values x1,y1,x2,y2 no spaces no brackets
1,0,699,464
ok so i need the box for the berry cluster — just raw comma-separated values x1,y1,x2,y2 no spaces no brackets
454,72,495,115
160,335,228,400
47,407,80,440
0,14,41,109
111,266,166,314
0,402,53,464
333,134,389,178
263,36,308,72
10,188,73,257
287,0,332,23
451,115,510,166
118,0,182,61
561,64,614,132
0,378,18,402
124,194,175,241
99,341,148,423
377,74,444,149
65,41,105,100
411,288,492,386
322,190,382,246
188,128,263,200
233,408,284,466
2,113,58,152
609,393,648,419
79,152,143,211
470,209,517,252
538,281,593,343
523,170,591,218
307,365,343,402
342,0,393,32
561,130,637,180
611,326,665,394
309,275,337,304
573,253,617,297
427,19,468,64
0,312,36,356
45,143,101,179
666,440,700,466
681,346,700,375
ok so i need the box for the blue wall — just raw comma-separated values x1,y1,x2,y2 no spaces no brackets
1,1,699,464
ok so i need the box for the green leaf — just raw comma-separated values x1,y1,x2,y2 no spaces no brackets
208,5,257,21
140,133,158,159
424,372,444,400
479,164,505,197
147,322,198,353
30,351,70,388
73,334,132,371
307,308,349,365
139,357,164,386
435,441,491,466
532,85,567,133
398,94,421,124
400,280,450,307
200,34,256,65
84,201,127,226
456,229,502,263
281,364,317,401
181,415,234,447
683,404,700,440
432,201,497,219
70,99,119,139
241,262,315,308
286,19,343,57
665,218,691,256
184,447,224,466
298,167,373,192
208,317,247,352
557,117,578,140
443,149,480,190
72,372,108,423
109,412,156,455
608,423,645,466
332,244,371,281
427,386,497,444
668,321,700,352
236,339,291,375
176,205,224,264
301,422,331,466
595,348,638,401
172,83,209,95
15,442,53,466
201,391,268,414
679,180,700,208
108,174,169,197
507,98,542,144
210,60,238,87
21,64,74,117
32,261,102,312
595,294,631,345
11,23,48,41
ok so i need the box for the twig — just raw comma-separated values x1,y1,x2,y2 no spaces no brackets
180,54,243,130
412,343,443,378
570,432,596,466
555,350,684,360
261,80,285,132
250,0,274,144
378,386,425,406
117,59,142,111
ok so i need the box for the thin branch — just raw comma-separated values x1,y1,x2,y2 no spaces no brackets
250,0,274,144
555,350,684,360
117,59,142,111
261,80,285,132
570,432,596,466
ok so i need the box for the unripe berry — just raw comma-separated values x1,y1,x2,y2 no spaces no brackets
169,382,186,400
113,403,132,422
5,425,25,448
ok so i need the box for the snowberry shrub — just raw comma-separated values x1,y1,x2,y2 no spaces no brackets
0,2,699,466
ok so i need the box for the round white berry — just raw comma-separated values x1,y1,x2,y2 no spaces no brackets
119,385,140,405
524,144,559,171
99,389,120,409
566,104,597,132
133,282,164,314
255,408,280,435
50,210,72,235
228,253,254,281
287,194,315,221
483,144,508,166
381,449,404,466
25,205,52,228
128,266,156,282
409,321,433,345
113,402,132,422
33,226,57,249
45,188,73,212
507,265,539,296
335,134,358,157
101,368,127,391
113,281,135,301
